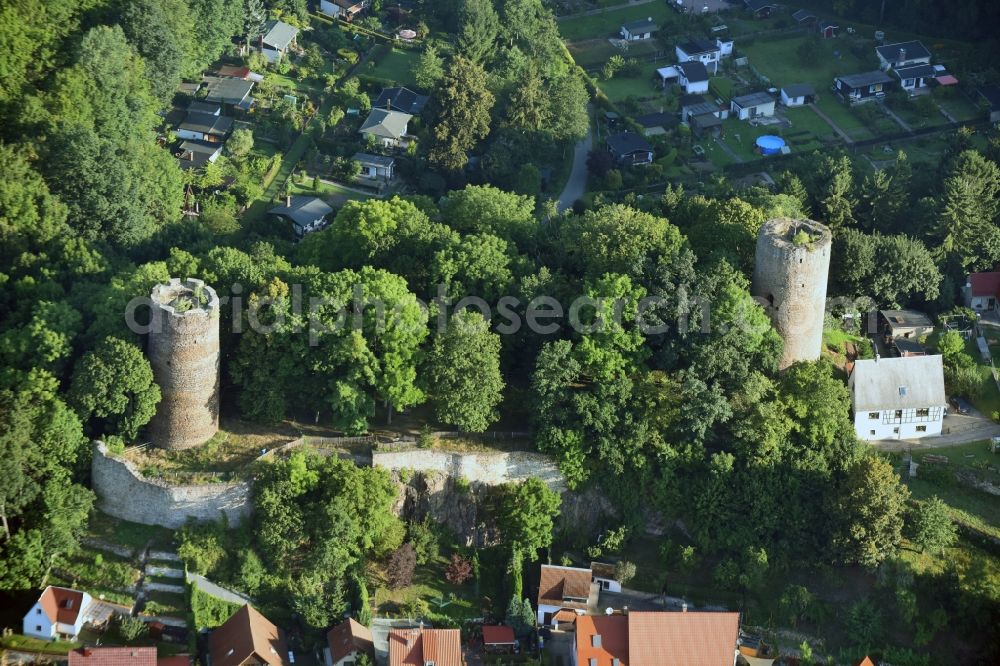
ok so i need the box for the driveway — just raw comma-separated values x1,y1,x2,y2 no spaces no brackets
557,108,593,213
872,410,1000,452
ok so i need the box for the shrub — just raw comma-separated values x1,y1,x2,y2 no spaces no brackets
407,518,439,565
118,615,147,641
614,560,636,586
444,554,473,585
387,543,417,589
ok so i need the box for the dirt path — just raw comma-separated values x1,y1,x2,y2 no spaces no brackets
556,0,656,20
557,107,594,213
808,103,853,144
714,136,743,163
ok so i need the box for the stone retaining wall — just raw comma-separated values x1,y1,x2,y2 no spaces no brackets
91,441,251,529
371,447,564,490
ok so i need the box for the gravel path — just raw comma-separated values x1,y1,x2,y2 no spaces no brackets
557,108,593,213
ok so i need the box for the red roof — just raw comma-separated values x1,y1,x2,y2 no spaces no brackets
969,271,1000,297
39,586,86,625
854,658,876,666
627,611,740,666
388,628,462,666
69,647,156,666
577,615,629,666
208,605,289,666
538,565,593,608
482,626,516,645
327,618,374,663
936,74,958,85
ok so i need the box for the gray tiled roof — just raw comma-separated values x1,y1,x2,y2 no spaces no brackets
261,20,299,50
360,108,412,139
852,355,946,412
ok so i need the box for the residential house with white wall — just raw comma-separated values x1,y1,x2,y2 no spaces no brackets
23,586,93,640
850,355,947,441
536,565,597,627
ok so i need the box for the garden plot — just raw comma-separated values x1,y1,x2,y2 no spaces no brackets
566,37,660,70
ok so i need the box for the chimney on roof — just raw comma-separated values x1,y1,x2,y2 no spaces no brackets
898,48,906,64
82,649,92,657
286,194,292,207
681,602,688,612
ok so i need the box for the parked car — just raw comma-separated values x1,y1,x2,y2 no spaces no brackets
950,397,972,415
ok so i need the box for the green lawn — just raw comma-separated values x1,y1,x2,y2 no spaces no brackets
86,512,176,552
936,93,983,122
558,3,678,42
598,61,663,103
908,441,1000,540
740,35,878,140
142,591,188,618
373,555,480,622
782,106,838,141
362,48,419,87
0,635,81,655
566,38,659,69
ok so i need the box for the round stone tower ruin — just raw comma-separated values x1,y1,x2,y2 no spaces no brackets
147,278,220,450
751,217,832,369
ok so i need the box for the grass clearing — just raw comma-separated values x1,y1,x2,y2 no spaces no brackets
87,512,176,552
598,62,664,103
372,554,480,622
362,48,419,87
908,440,1000,540
0,635,81,655
558,3,677,42
142,591,188,618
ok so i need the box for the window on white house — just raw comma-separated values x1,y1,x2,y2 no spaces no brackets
916,426,927,432
869,430,876,436
895,410,903,419
868,412,880,420
35,626,41,632
893,427,900,433
916,408,930,417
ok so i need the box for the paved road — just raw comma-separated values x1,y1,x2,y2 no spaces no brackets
808,103,853,144
557,110,593,213
873,410,1000,452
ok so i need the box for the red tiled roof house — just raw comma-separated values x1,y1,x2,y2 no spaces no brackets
23,586,93,640
208,605,291,666
388,628,463,666
537,565,598,627
324,618,374,666
965,271,1000,311
572,610,741,666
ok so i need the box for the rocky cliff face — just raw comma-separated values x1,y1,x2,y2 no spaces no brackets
388,470,617,546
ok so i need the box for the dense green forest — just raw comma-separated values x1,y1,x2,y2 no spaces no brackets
1,0,999,663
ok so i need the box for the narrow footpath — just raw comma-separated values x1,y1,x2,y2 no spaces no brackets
557,108,594,213
808,103,853,144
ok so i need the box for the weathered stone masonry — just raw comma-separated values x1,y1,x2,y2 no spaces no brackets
147,277,220,450
751,217,832,369
91,441,250,529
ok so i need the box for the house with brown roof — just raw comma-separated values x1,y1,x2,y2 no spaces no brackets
964,271,1000,311
69,647,157,665
208,605,291,666
590,562,622,593
536,565,599,627
325,618,374,666
69,648,192,666
23,586,93,640
572,610,742,666
387,628,463,666
574,616,628,666
627,610,740,666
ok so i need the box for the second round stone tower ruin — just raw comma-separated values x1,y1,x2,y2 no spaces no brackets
751,217,832,370
147,278,220,450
